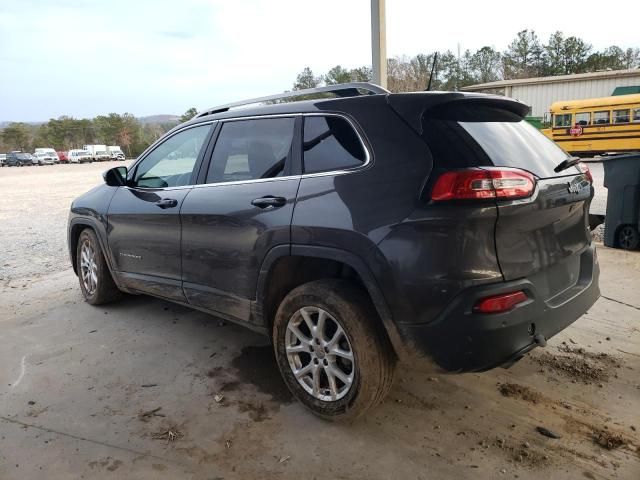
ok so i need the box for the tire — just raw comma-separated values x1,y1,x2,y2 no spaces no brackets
76,228,122,305
272,279,395,421
617,225,640,250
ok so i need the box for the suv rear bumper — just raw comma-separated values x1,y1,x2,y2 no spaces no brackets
396,246,600,372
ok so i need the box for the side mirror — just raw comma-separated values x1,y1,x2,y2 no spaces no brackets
103,166,128,187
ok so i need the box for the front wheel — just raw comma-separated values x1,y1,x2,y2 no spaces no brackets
273,279,395,421
76,228,122,304
618,225,640,250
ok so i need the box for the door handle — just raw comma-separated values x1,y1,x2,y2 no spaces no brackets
251,196,286,209
155,198,178,209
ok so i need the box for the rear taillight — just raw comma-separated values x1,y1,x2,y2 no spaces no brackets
473,291,528,314
431,168,536,201
577,162,592,183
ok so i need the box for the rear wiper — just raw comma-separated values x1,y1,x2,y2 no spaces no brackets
554,156,581,174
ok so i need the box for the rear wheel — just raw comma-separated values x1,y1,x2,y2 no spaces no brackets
272,279,395,421
76,228,122,304
618,225,640,250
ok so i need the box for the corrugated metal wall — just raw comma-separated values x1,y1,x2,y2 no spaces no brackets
510,75,640,117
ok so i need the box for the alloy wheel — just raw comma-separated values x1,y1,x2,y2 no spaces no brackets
80,240,98,295
285,306,355,401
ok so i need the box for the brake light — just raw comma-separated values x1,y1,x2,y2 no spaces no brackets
474,291,528,314
431,168,536,201
577,162,592,183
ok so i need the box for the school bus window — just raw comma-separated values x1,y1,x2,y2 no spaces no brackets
632,108,640,123
575,112,590,126
613,109,630,124
554,113,572,127
594,111,610,125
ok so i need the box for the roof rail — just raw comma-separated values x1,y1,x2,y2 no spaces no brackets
197,82,389,117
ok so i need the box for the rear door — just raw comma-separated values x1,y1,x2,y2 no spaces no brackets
107,123,214,301
180,116,301,324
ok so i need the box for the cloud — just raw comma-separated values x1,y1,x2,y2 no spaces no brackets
158,31,196,39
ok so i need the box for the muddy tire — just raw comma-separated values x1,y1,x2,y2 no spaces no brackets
76,228,122,305
272,279,395,421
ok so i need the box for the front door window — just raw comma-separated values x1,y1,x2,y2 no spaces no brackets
133,125,211,188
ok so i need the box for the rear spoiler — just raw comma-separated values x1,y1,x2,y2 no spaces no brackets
387,92,530,134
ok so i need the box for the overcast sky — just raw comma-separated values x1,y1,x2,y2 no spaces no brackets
0,0,637,121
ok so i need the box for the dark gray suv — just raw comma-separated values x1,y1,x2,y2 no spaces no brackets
68,83,600,420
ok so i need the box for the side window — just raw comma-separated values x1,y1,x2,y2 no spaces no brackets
575,112,590,126
633,108,640,123
133,125,211,188
205,117,295,184
303,116,366,174
594,111,610,125
613,109,630,124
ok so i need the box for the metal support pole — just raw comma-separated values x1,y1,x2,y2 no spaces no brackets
371,0,387,89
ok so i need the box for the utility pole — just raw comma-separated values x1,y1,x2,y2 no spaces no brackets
371,0,387,88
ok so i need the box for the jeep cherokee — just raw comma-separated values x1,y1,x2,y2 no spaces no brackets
68,82,600,420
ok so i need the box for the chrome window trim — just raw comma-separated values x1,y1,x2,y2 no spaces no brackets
192,112,372,189
123,185,194,192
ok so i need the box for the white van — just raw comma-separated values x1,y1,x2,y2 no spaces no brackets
68,149,92,164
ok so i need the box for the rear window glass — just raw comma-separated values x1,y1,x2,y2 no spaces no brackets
421,117,574,179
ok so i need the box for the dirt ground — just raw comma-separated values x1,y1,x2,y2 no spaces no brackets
0,161,638,480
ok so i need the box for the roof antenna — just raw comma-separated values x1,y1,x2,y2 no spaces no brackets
426,52,438,91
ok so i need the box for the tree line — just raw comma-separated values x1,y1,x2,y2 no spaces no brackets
1,109,198,156
293,30,640,93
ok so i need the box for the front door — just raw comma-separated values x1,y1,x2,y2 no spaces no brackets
108,123,213,301
181,116,300,323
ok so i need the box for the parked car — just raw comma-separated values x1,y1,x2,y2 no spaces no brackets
68,149,92,164
83,144,110,162
107,146,125,160
57,151,69,162
33,151,57,165
0,153,6,166
34,148,60,164
67,83,600,420
5,151,35,166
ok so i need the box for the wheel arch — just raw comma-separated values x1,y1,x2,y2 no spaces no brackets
255,244,408,360
68,218,114,277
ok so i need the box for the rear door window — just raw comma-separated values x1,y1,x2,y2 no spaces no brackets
303,116,366,174
206,117,295,184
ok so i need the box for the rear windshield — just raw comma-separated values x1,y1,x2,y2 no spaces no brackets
422,116,577,179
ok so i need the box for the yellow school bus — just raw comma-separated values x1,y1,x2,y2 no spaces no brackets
541,94,640,155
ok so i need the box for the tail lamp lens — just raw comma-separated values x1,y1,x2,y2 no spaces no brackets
474,291,528,314
431,168,536,201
